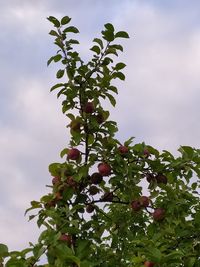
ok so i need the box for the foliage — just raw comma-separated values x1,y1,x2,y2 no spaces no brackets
1,15,200,267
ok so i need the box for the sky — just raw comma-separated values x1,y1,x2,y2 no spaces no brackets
1,0,200,254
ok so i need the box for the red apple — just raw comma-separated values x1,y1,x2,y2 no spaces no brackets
144,261,155,267
66,176,77,189
156,173,168,184
118,145,129,154
55,191,62,201
101,192,113,201
146,173,155,183
52,176,61,185
143,148,150,158
96,113,104,124
67,148,80,160
59,234,72,245
88,186,99,196
153,208,165,221
98,162,111,176
139,196,150,207
131,200,141,211
90,172,103,184
83,102,95,113
86,204,95,213
44,199,56,209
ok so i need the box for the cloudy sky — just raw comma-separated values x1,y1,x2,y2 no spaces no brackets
1,0,200,254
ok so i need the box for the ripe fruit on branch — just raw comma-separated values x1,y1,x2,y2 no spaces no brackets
139,196,150,208
67,148,80,160
101,192,113,201
146,173,155,183
98,162,111,176
155,173,168,184
83,101,95,114
52,176,61,185
131,200,142,211
143,148,150,158
95,113,104,124
118,145,129,154
44,199,56,209
54,191,63,201
88,186,99,195
153,208,165,221
86,204,95,213
90,172,103,184
144,261,155,267
59,234,73,245
66,176,78,189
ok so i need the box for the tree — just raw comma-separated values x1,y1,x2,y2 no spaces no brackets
1,15,200,267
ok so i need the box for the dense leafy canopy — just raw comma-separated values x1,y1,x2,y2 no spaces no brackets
1,15,200,267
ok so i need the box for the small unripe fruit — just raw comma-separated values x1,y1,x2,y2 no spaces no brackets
86,204,95,213
118,145,129,154
156,173,168,184
83,102,95,114
59,234,72,245
90,172,103,184
98,163,111,176
144,261,155,267
67,148,80,160
131,200,141,211
153,208,165,221
101,192,113,201
88,186,99,196
139,196,150,207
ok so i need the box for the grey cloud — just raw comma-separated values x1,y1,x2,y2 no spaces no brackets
1,0,200,252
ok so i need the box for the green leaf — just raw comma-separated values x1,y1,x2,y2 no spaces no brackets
124,137,135,146
115,31,130,38
105,47,118,56
56,69,65,79
50,83,65,92
104,23,114,32
111,44,123,51
47,56,54,66
47,16,60,27
90,45,101,55
147,247,162,262
49,30,59,37
54,54,62,62
69,39,80,45
61,16,71,25
102,30,115,42
179,145,194,159
67,67,75,80
93,38,104,49
64,26,79,33
60,148,68,158
0,244,8,257
48,162,61,176
112,72,125,80
115,62,126,70
106,93,116,106
109,85,118,94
